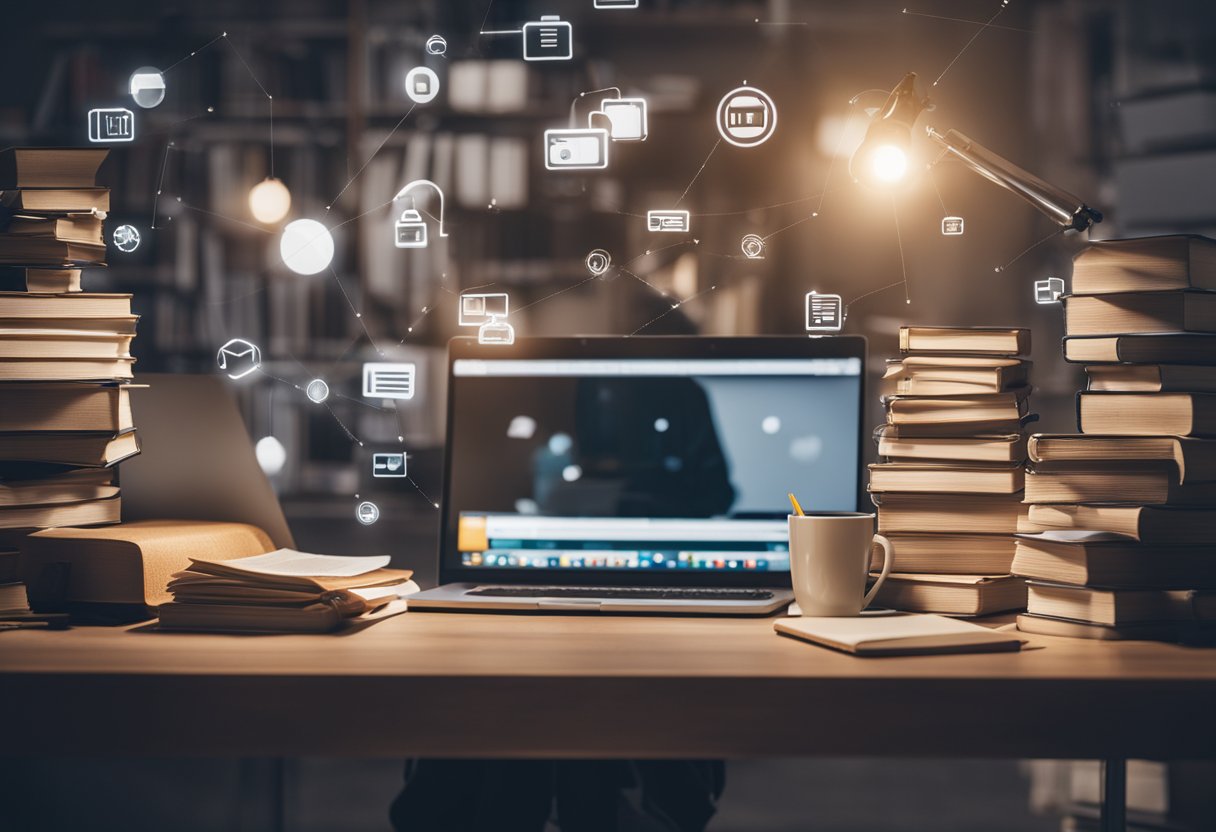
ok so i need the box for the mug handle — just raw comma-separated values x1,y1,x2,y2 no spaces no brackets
862,534,894,610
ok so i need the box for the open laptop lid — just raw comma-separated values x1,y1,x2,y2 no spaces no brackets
439,337,865,588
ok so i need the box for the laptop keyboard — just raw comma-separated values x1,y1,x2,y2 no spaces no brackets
466,585,775,601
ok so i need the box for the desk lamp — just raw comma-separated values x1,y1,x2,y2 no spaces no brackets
849,72,1103,232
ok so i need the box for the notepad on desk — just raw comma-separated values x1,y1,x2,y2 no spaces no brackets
774,614,1024,657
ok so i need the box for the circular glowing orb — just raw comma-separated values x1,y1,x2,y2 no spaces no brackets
279,219,334,275
249,177,292,224
870,144,908,184
255,436,287,475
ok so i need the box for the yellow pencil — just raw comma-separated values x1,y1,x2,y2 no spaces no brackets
787,492,805,517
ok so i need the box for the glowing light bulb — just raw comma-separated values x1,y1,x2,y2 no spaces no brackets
249,177,292,224
279,219,334,275
871,144,908,183
255,436,287,475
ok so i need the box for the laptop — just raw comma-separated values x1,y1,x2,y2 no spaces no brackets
408,336,866,615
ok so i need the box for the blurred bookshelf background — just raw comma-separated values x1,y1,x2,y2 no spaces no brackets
3,0,1216,828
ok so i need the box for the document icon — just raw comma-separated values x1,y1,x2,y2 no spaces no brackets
522,16,573,61
647,210,690,233
362,362,416,399
88,108,135,143
373,452,408,478
805,292,844,332
1034,277,1065,304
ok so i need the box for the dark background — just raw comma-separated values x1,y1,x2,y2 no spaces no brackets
2,0,1216,829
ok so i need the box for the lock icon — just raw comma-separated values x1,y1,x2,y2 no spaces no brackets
394,208,428,248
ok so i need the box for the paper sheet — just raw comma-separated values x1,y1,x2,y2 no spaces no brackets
211,549,391,578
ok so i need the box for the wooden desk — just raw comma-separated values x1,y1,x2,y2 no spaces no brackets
1,612,1213,761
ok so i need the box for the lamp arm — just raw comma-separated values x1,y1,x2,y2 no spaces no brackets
925,127,1102,231
392,179,448,237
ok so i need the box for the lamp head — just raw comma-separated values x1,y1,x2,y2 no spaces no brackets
849,72,928,190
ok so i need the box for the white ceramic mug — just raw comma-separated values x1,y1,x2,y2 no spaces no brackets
788,512,893,617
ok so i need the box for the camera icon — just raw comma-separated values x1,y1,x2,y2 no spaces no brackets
544,128,609,170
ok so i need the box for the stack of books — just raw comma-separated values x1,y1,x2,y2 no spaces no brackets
0,147,136,618
159,550,418,633
868,326,1033,616
1016,235,1216,640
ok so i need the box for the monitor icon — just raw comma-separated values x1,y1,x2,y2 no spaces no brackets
805,291,844,332
373,452,408,478
941,216,965,236
362,362,416,399
545,128,609,170
459,293,511,327
88,108,135,143
716,86,777,148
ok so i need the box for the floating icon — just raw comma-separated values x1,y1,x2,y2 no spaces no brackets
594,0,640,7
741,234,765,259
217,338,262,380
88,108,135,143
249,177,292,224
306,379,330,404
356,501,381,525
545,128,609,170
392,180,448,248
394,209,427,248
460,292,511,327
478,316,516,345
129,67,166,109
1035,277,1065,304
596,98,648,141
716,87,777,148
942,216,965,236
481,15,573,61
805,291,844,333
280,219,335,275
586,248,612,276
405,66,440,104
647,209,690,233
426,35,448,55
362,362,416,399
112,224,141,253
373,452,408,478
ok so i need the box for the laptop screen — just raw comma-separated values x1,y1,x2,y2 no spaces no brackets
440,338,864,585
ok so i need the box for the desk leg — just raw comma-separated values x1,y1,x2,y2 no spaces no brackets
1099,758,1126,832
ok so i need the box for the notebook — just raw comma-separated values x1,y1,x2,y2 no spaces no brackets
774,613,1024,656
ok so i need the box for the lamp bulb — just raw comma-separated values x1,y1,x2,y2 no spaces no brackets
280,219,335,275
871,144,908,184
249,177,292,224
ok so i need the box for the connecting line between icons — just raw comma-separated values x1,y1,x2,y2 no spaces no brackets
150,141,175,229
674,138,722,208
930,0,1014,88
327,104,417,211
569,87,622,128
929,167,950,216
171,198,276,234
326,265,384,357
993,225,1067,274
323,402,363,446
628,284,718,337
514,274,602,313
891,196,912,304
407,476,441,510
902,6,1032,34
843,279,909,317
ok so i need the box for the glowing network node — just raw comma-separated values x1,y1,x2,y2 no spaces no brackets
279,219,335,275
255,436,287,476
654,418,670,433
356,501,381,525
216,338,262,380
129,67,166,109
405,66,440,104
112,224,141,253
740,234,765,259
249,177,292,224
425,35,448,55
305,379,330,404
870,144,908,183
761,415,782,435
716,86,777,148
585,248,612,276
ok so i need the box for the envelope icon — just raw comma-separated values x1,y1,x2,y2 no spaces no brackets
217,338,262,380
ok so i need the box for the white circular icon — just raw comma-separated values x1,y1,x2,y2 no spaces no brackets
255,436,287,475
585,248,611,276
741,234,765,259
306,379,330,404
405,66,440,104
716,86,777,148
426,35,448,55
129,67,166,109
356,501,381,525
279,219,335,275
112,224,141,253
248,177,292,224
